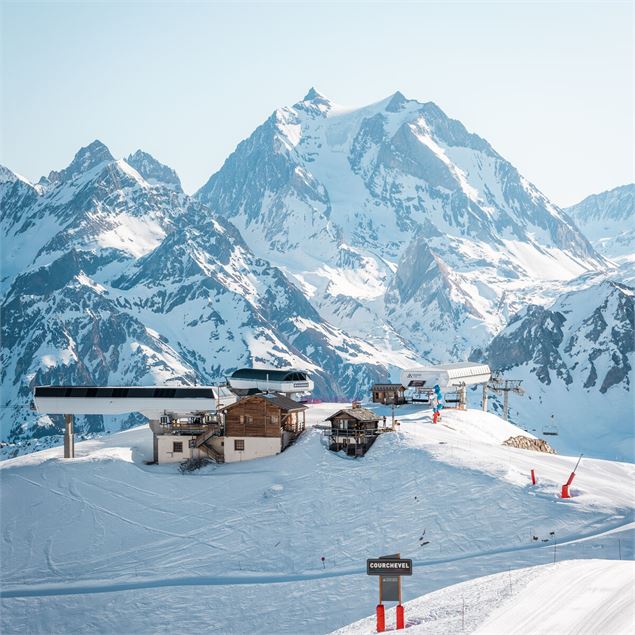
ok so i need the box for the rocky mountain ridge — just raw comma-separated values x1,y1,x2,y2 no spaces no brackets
1,90,631,459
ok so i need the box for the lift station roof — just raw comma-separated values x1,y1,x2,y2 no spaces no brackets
400,363,491,389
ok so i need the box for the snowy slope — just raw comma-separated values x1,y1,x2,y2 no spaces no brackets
477,279,635,461
197,89,605,360
2,405,633,633
332,559,635,634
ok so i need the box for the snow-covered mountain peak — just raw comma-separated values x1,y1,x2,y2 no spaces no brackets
0,164,30,186
568,184,634,223
126,150,182,191
195,91,606,364
567,184,635,263
295,86,334,115
303,86,328,101
384,90,410,112
46,139,114,184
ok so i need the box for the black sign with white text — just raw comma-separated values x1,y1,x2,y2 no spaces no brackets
366,558,413,576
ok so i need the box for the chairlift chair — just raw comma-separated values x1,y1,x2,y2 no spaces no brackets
542,417,559,436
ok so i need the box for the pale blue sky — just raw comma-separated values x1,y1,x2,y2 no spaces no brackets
1,0,632,206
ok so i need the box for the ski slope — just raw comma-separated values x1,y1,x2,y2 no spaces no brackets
332,559,635,634
1,404,633,634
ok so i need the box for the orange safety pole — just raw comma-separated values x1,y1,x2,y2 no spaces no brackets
376,604,385,633
396,604,405,630
531,469,536,485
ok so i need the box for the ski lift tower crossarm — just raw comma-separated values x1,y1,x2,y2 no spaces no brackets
485,376,525,421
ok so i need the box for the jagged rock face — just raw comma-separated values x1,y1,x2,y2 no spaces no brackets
0,143,388,451
197,89,603,361
484,281,633,393
486,305,571,386
1,140,199,295
478,280,634,461
0,93,629,460
567,184,634,256
126,150,183,191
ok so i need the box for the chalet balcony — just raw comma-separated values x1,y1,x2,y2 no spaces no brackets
149,420,223,437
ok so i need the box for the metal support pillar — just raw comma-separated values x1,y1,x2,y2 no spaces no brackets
503,389,510,422
460,386,467,410
482,384,488,412
64,414,74,458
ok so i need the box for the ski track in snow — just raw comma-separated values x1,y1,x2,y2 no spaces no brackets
1,404,634,634
2,515,633,599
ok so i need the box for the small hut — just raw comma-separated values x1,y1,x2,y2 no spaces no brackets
325,405,382,456
371,383,407,405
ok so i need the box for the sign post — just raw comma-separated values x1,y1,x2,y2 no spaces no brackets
367,554,412,632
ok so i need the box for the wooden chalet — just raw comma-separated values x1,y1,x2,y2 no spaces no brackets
371,383,407,405
326,405,383,456
221,393,307,461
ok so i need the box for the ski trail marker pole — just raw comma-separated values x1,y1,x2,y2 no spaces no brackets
561,454,583,498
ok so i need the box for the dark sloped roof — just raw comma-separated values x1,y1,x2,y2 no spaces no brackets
326,407,381,422
371,383,405,391
222,392,307,412
261,392,308,411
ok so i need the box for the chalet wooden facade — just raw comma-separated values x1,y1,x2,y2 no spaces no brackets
371,383,407,405
149,393,307,465
326,406,383,456
222,393,307,462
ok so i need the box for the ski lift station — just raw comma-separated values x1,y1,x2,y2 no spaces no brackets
32,368,314,464
228,368,314,397
400,362,491,391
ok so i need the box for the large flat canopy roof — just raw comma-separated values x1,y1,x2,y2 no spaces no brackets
34,386,222,399
32,385,236,417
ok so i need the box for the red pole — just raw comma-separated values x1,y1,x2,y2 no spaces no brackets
376,604,385,633
561,471,576,498
396,604,405,630
561,454,583,498
531,469,536,485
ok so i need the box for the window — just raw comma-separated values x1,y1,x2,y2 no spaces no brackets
268,415,279,425
234,439,245,451
173,441,183,453
239,415,253,425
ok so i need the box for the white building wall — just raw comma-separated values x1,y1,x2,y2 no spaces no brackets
224,436,281,463
155,434,281,464
156,435,207,464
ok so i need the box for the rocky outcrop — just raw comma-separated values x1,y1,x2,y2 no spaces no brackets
503,436,556,454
